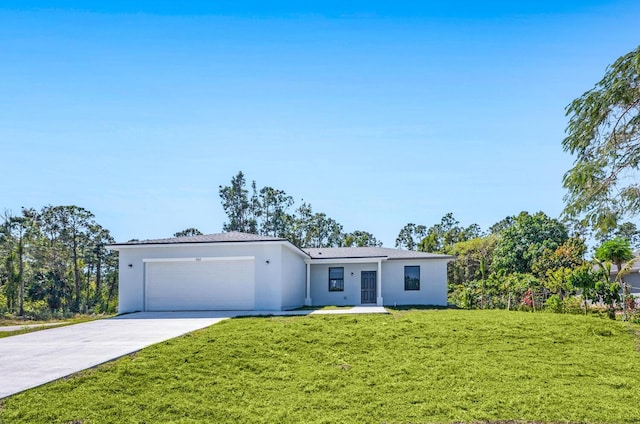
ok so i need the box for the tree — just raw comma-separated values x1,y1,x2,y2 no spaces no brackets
595,237,635,320
258,186,293,237
562,215,591,239
286,201,313,247
492,211,569,275
417,213,481,253
284,202,344,248
0,204,118,317
219,171,258,234
562,45,640,235
568,264,600,315
218,172,371,248
305,213,344,248
614,222,640,249
448,235,497,309
2,208,39,315
36,207,71,311
342,230,382,247
39,205,96,312
85,223,116,309
418,214,459,253
462,223,483,241
590,260,621,319
448,235,497,285
542,268,574,301
531,237,587,279
595,237,635,275
173,228,203,238
395,223,427,251
529,236,587,303
489,216,514,234
42,205,94,312
595,221,640,248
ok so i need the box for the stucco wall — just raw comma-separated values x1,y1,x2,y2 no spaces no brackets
280,245,306,310
117,250,141,313
381,259,448,306
309,258,448,307
310,262,379,306
115,242,290,313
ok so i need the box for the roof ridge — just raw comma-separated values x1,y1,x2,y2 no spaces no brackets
110,231,287,246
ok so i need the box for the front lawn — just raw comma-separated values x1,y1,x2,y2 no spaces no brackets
1,310,639,423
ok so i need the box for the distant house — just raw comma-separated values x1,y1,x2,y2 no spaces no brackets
609,255,640,296
109,232,453,313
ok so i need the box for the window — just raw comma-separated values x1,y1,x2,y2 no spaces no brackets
329,267,344,291
404,266,420,290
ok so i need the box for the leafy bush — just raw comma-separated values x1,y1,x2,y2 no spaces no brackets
449,284,479,309
563,296,584,314
0,289,8,317
545,294,565,313
23,300,58,321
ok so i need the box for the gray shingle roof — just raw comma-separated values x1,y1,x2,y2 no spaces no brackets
303,247,453,260
110,231,286,247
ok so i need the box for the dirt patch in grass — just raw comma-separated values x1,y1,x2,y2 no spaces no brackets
0,318,63,327
0,315,109,338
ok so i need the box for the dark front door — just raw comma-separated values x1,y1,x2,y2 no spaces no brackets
361,271,377,304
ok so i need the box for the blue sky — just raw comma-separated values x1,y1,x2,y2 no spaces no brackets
1,1,639,246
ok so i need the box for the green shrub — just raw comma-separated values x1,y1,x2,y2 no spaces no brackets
629,301,640,323
545,294,565,313
0,290,8,317
23,300,56,321
449,284,481,309
564,296,584,314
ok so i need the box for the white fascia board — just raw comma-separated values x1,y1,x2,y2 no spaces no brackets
305,257,386,265
387,256,456,262
143,256,255,263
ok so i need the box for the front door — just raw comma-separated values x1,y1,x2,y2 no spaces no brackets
361,271,377,304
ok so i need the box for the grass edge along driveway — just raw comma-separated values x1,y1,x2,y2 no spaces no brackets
1,309,639,424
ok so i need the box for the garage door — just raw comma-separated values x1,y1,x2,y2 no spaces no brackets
144,257,255,311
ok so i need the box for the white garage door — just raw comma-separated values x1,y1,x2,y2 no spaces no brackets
144,257,255,311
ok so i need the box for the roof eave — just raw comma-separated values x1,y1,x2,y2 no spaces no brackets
386,255,455,261
305,256,387,264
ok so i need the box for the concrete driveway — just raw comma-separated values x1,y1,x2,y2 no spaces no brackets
0,312,235,399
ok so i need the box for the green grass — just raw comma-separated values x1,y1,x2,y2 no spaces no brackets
1,310,639,423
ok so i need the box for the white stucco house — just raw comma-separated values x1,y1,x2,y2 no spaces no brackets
609,255,640,297
109,232,453,313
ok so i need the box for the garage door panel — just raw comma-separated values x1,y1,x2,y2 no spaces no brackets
145,259,255,311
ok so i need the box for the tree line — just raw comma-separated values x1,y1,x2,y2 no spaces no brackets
218,172,639,320
0,205,118,319
401,211,638,320
218,171,382,248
